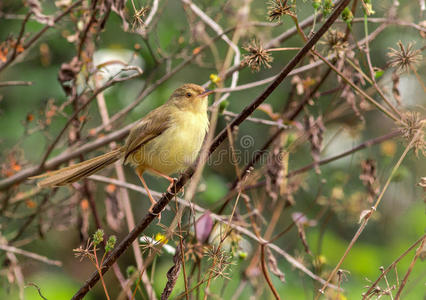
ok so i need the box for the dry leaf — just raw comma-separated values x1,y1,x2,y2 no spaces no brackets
304,115,325,174
58,56,82,95
27,0,54,26
391,71,401,105
266,247,286,283
360,159,380,203
266,134,287,203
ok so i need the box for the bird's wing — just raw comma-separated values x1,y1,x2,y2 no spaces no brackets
123,106,172,161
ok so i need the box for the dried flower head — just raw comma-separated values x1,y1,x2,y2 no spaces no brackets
400,112,425,157
387,41,422,73
267,0,295,22
132,6,150,31
205,247,233,279
73,239,94,262
320,30,349,57
243,39,273,72
140,235,162,255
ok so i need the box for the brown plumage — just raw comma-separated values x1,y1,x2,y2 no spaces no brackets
31,83,212,207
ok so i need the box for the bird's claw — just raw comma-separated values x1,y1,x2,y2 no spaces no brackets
166,177,179,194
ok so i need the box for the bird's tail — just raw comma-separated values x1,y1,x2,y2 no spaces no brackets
31,147,124,188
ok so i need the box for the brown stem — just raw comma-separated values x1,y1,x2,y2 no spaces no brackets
394,237,426,299
260,244,281,300
288,130,401,177
217,67,332,215
363,234,426,299
38,71,141,168
0,81,33,87
0,0,83,73
74,1,353,297
77,0,99,59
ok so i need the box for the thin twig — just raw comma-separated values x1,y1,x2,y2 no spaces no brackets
362,234,426,299
0,0,83,73
317,122,425,297
0,244,62,266
0,81,33,87
394,236,426,299
88,174,340,290
70,3,351,297
38,70,142,168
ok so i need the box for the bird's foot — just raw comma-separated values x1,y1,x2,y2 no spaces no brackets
166,177,179,194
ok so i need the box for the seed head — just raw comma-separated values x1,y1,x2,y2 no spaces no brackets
387,41,422,73
243,39,273,72
320,30,349,58
400,112,425,157
267,0,295,22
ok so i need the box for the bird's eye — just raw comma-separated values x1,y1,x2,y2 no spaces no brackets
185,92,192,98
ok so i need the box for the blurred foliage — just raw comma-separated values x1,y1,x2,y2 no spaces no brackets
0,0,425,299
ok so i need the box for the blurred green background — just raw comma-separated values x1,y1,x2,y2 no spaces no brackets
0,0,425,299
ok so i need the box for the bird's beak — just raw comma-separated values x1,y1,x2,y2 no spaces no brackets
199,89,214,97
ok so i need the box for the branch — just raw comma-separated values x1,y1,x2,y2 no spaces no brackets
363,234,426,299
88,174,341,291
0,81,33,87
70,1,351,298
288,130,401,177
0,0,83,73
38,70,142,168
0,122,134,190
0,244,62,267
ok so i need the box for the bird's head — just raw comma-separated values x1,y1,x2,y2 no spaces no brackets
169,83,213,113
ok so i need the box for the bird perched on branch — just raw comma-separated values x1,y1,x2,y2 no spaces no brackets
31,83,212,211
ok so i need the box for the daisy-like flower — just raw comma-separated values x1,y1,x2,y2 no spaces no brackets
243,39,273,72
387,41,422,73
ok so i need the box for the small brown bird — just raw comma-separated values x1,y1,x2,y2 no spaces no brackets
32,83,212,209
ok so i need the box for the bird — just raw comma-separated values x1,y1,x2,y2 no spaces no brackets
31,83,212,210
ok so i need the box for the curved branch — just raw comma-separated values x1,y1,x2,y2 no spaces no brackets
70,1,351,298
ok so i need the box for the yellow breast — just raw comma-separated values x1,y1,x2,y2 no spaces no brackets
131,109,209,175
